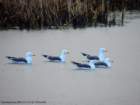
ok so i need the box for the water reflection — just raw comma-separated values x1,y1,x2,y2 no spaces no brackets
23,65,32,73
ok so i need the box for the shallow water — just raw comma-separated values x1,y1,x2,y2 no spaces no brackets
0,16,140,105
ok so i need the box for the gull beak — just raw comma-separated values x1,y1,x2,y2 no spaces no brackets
110,60,114,63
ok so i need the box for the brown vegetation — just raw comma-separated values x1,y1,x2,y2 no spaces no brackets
0,0,139,29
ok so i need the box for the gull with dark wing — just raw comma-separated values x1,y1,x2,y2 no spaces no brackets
6,52,35,64
42,49,69,63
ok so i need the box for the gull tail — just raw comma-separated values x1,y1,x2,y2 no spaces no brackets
42,55,48,58
6,56,15,60
71,61,80,66
81,52,90,57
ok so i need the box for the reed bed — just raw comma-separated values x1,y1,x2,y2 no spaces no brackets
0,0,139,29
